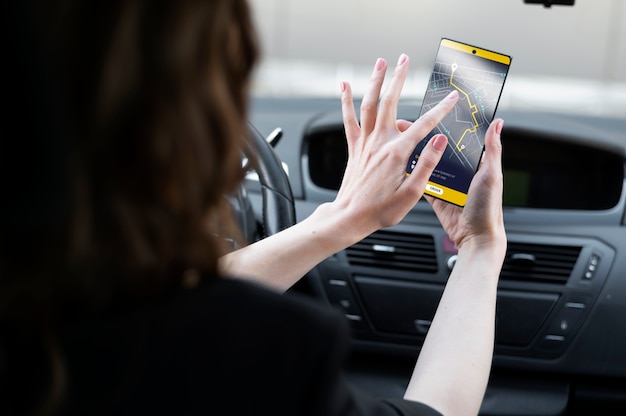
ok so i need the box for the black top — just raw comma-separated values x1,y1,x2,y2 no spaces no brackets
20,278,443,415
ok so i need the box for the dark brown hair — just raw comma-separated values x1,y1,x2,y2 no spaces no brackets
71,0,259,296
1,0,259,412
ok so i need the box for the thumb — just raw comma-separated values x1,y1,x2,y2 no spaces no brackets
404,134,448,190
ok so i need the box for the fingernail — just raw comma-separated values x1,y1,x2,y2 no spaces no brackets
374,58,385,72
432,134,448,151
340,81,346,93
495,119,504,135
397,54,408,66
447,90,459,100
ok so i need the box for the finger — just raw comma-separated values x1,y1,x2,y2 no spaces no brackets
404,90,459,150
425,194,456,221
424,194,440,208
482,118,504,173
467,119,504,206
473,119,504,183
341,81,360,148
403,134,448,191
359,58,387,134
377,54,409,126
396,119,412,132
465,118,505,235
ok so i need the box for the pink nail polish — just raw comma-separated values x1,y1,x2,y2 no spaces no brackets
375,58,385,71
495,119,503,135
432,135,448,151
397,54,408,66
340,81,346,93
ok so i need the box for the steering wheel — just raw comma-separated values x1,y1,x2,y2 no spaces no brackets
243,123,296,238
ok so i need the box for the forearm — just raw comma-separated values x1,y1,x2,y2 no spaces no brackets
219,66,460,293
404,241,506,416
218,202,368,292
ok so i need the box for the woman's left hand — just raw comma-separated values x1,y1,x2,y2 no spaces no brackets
220,54,459,291
333,54,459,238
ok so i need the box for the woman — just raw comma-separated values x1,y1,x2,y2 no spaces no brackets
0,1,506,415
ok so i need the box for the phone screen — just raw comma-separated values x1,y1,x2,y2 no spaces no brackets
406,38,511,207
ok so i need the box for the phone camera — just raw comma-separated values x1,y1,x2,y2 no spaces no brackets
472,49,476,54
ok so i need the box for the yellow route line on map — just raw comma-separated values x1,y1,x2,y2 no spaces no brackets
449,67,479,152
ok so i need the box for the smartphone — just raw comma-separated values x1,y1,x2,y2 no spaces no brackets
406,38,511,207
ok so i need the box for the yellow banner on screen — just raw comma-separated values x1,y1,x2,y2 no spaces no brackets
424,181,468,207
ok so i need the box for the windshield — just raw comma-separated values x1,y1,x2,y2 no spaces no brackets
248,0,626,117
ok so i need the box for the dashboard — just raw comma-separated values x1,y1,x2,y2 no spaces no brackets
247,97,626,415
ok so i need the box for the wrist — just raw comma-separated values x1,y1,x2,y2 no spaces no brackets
308,201,373,254
456,233,507,270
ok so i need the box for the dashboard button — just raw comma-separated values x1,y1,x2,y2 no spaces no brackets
547,303,585,336
537,335,566,353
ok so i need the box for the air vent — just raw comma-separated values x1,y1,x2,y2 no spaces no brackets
346,231,437,273
501,242,581,284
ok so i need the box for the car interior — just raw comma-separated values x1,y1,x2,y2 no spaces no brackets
240,1,626,414
4,0,624,414
243,98,626,415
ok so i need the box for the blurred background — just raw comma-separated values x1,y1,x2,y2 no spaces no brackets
248,0,626,117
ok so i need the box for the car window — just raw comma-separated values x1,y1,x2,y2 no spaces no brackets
248,0,626,117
